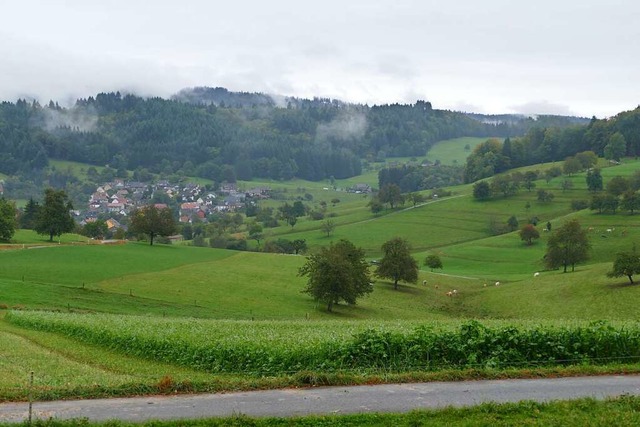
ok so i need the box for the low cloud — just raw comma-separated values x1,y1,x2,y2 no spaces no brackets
316,111,368,142
510,100,575,116
41,105,98,132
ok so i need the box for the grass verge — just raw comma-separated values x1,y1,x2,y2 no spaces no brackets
4,395,640,426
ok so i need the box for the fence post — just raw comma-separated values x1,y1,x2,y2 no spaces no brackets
28,371,34,424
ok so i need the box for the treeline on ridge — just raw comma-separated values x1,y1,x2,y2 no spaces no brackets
464,109,640,183
0,87,588,185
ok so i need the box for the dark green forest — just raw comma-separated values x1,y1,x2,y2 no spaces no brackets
0,87,593,189
463,109,640,183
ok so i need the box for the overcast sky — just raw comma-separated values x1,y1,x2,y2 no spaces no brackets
1,0,638,117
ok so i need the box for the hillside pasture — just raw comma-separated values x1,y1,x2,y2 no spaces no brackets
426,136,492,165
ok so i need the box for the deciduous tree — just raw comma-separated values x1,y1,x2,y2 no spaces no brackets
129,204,177,245
0,198,17,242
604,132,626,161
83,220,108,239
519,224,540,245
544,219,590,272
586,168,603,192
376,237,419,289
320,219,335,237
424,254,443,271
298,239,372,312
607,248,640,284
377,184,404,209
473,181,491,200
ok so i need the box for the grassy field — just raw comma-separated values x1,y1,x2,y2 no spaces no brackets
425,136,492,165
3,152,640,403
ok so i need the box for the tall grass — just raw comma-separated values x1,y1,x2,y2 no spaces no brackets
8,312,640,375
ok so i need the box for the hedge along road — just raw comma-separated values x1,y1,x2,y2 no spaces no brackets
2,375,640,423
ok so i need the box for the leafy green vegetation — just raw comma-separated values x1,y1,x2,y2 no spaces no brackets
9,312,640,377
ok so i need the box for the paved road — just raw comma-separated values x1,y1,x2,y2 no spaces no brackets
2,375,640,423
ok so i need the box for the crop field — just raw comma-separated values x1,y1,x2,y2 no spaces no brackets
8,311,640,379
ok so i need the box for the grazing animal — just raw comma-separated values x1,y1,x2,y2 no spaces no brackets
607,228,612,233
422,280,427,286
588,227,594,232
495,281,500,286
434,284,439,289
446,291,453,297
483,283,487,287
452,289,458,295
534,272,540,277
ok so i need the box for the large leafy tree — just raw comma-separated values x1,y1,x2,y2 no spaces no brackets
472,181,491,200
377,184,404,209
544,219,590,273
376,237,419,289
607,248,640,284
586,168,603,192
621,191,640,214
34,189,75,242
83,219,108,239
604,132,627,161
519,224,540,245
298,239,372,312
424,254,443,271
0,198,17,242
129,204,177,245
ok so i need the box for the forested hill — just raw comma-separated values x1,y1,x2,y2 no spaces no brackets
0,88,589,182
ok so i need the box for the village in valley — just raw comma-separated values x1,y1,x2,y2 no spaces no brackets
81,179,272,233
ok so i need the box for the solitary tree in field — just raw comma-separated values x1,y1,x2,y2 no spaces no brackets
376,237,419,289
320,219,335,237
298,239,372,312
34,189,75,242
129,204,177,245
424,254,443,271
0,198,17,242
544,219,590,272
607,248,640,284
519,224,540,246
607,246,640,284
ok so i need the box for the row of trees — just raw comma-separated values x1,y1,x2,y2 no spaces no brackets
464,106,640,183
299,237,442,311
0,189,76,243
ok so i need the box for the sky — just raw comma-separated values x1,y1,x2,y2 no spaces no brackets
1,0,639,118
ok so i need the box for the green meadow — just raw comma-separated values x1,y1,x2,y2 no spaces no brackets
425,136,491,165
3,143,640,402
